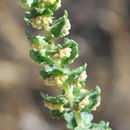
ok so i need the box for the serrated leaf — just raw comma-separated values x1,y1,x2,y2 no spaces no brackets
66,64,87,85
50,10,69,38
73,92,88,110
41,92,68,105
61,38,79,66
49,38,78,66
24,0,61,21
24,9,42,20
49,110,64,119
83,86,101,112
20,0,33,9
43,0,61,15
26,31,48,47
89,121,112,130
75,121,112,130
31,0,61,13
73,86,101,112
80,112,93,126
64,111,77,129
40,67,69,78
30,49,53,65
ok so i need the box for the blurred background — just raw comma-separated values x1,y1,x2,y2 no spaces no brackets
0,0,130,130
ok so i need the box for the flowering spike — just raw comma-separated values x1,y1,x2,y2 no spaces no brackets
20,0,112,130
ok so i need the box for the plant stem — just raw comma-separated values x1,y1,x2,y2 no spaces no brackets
64,86,84,128
64,87,74,107
74,111,84,128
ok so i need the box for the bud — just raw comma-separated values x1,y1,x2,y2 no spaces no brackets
59,48,71,58
43,76,67,87
31,42,45,50
76,71,87,87
20,0,33,9
80,89,88,94
53,48,71,60
76,96,89,111
43,0,56,4
44,102,64,112
62,19,71,37
50,11,71,38
30,16,52,29
40,0,61,10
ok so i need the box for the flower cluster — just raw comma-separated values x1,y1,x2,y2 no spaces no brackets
20,0,112,130
30,16,52,29
43,75,67,87
53,47,72,60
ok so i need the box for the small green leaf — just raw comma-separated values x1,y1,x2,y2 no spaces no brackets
74,128,88,130
41,92,68,105
49,110,64,119
73,92,88,110
50,10,70,38
89,121,112,130
20,0,33,9
31,0,61,14
30,49,53,65
43,0,61,15
40,67,69,78
83,86,101,112
66,64,87,85
64,111,77,129
73,86,101,112
73,87,81,96
24,0,61,21
24,9,42,20
80,112,93,126
61,38,79,66
75,121,112,130
26,31,48,47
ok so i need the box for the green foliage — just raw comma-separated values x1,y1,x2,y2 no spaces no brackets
20,0,33,9
64,111,77,129
80,112,93,126
30,49,53,65
20,0,112,130
26,31,49,47
40,66,69,78
89,121,112,130
73,86,101,112
75,120,112,130
41,92,68,105
83,86,101,112
61,38,79,66
50,110,65,119
49,10,70,38
66,64,87,85
73,86,100,111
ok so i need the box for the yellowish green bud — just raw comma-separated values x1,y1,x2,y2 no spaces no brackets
42,0,56,4
43,76,67,87
62,19,71,36
76,71,87,87
53,48,71,60
76,96,89,111
30,16,52,30
44,101,64,112
40,0,61,9
30,42,45,50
